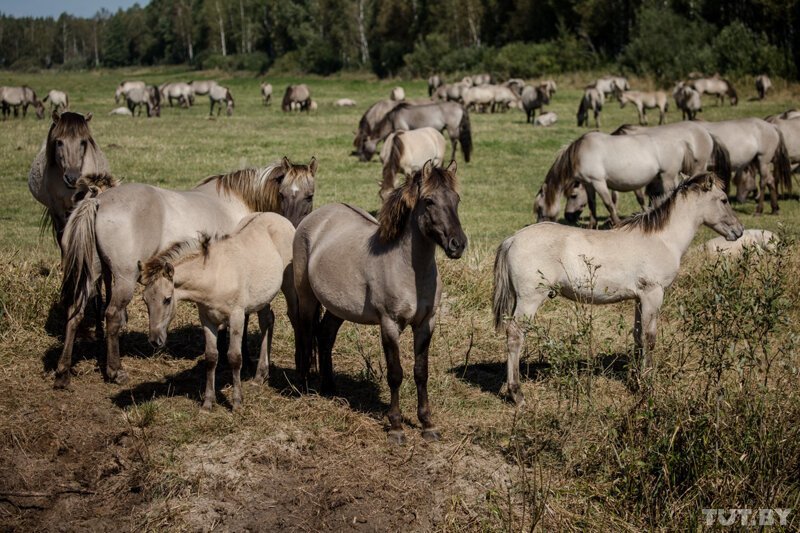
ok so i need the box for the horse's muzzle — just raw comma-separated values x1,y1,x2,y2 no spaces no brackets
445,237,467,259
63,174,79,189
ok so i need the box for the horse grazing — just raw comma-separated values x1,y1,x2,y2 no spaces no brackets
690,77,738,106
160,82,194,107
352,99,402,161
209,85,234,116
261,82,273,105
1,86,44,119
577,87,602,127
673,83,702,120
535,130,696,227
616,89,668,125
591,76,629,101
496,173,743,404
141,212,296,410
188,80,219,96
293,160,466,443
126,86,160,117
282,84,311,112
521,84,550,123
43,90,69,113
390,87,406,101
427,75,442,97
756,75,772,100
55,157,317,389
115,80,146,104
379,127,447,201
365,101,472,163
28,111,110,246
699,118,791,214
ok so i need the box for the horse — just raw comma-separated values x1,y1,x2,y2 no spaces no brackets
521,84,550,123
703,229,776,257
379,127,447,201
765,114,800,168
140,212,295,410
364,101,472,163
563,181,634,224
209,85,234,116
576,87,602,128
282,84,311,112
188,80,219,97
616,89,669,125
126,86,160,117
539,79,557,98
673,83,702,120
261,82,273,105
699,118,791,214
690,77,738,106
471,73,492,86
504,78,525,96
427,75,442,97
55,157,317,390
28,111,110,247
755,75,772,100
390,87,406,101
160,82,194,107
109,107,133,116
335,98,356,107
43,90,69,113
591,76,629,101
115,80,146,104
352,99,402,161
534,111,557,127
496,172,743,405
433,82,470,103
535,131,696,227
462,86,501,113
293,160,467,443
1,86,44,119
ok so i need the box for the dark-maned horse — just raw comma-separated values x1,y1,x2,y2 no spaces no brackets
1,85,44,119
365,101,472,163
56,157,317,390
427,75,442,96
521,84,550,123
126,86,160,117
690,77,738,106
282,84,311,112
209,85,234,116
577,87,602,128
293,160,466,443
352,99,403,161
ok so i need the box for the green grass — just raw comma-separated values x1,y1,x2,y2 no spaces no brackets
1,68,799,531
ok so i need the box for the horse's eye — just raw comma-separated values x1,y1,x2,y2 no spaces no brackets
306,194,313,202
56,140,64,147
424,198,435,206
721,197,728,204
80,140,87,148
164,297,172,305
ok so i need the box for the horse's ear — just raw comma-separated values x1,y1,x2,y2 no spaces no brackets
85,112,93,123
422,160,434,181
702,173,715,191
51,110,60,123
446,159,457,174
281,156,291,173
163,262,174,281
308,156,318,177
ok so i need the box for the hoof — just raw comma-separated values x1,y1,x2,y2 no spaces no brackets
387,429,406,446
422,427,441,442
110,369,129,385
53,373,72,390
201,401,213,412
253,371,268,385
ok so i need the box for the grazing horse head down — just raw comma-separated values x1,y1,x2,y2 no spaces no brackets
46,111,96,189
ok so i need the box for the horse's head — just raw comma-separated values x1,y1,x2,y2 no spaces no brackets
694,173,744,241
564,182,587,224
149,103,161,117
727,83,738,106
46,111,95,189
34,101,45,119
226,90,235,116
276,156,317,227
139,259,177,349
534,183,561,222
537,84,551,105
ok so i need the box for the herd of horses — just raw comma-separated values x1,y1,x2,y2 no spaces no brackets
17,67,796,442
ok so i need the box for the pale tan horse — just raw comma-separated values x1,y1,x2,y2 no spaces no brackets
427,75,443,96
379,127,447,201
591,76,629,101
115,80,146,103
390,87,406,101
126,86,160,117
1,85,44,119
703,229,776,257
188,80,219,96
352,99,402,161
140,212,295,410
495,173,743,405
43,90,69,113
56,157,317,389
755,75,772,100
690,77,738,106
577,87,602,127
281,84,311,112
28,111,110,246
260,82,273,105
160,82,194,107
673,82,702,120
616,89,669,125
293,161,466,444
208,85,234,116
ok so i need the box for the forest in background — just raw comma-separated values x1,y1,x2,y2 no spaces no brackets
0,0,797,82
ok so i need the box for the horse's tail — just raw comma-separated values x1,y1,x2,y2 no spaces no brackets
774,130,793,196
710,134,732,192
577,95,588,126
382,133,403,189
458,107,472,163
43,93,49,102
60,197,102,320
543,135,585,206
281,86,293,112
493,237,517,331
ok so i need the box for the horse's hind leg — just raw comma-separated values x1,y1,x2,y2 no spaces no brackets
254,306,274,384
54,302,86,389
633,288,664,373
412,315,439,440
104,277,135,384
226,311,246,410
505,293,546,407
761,159,780,214
380,319,406,445
317,311,344,395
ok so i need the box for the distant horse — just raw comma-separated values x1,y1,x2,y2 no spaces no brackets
673,83,702,120
755,75,772,100
615,89,668,125
534,111,557,127
521,84,550,123
495,173,743,405
282,84,311,112
126,86,160,117
504,78,525,96
293,160,467,443
704,229,776,257
390,87,406,101
335,98,356,107
115,80,146,103
471,73,492,86
56,157,318,389
365,101,472,163
160,82,194,107
699,118,791,214
591,76,629,101
1,86,44,119
379,127,447,201
535,131,696,227
188,80,219,97
28,111,110,246
427,75,442,97
352,99,402,161
462,85,516,113
261,82,273,105
43,90,69,113
108,107,133,116
690,77,738,106
141,212,296,410
576,87,602,127
433,81,470,103
539,79,557,98
209,85,234,116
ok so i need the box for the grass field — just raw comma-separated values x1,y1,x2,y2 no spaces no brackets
1,68,799,530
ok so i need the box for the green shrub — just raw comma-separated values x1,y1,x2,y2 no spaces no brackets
712,21,793,78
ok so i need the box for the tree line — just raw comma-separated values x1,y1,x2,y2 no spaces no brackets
0,0,797,82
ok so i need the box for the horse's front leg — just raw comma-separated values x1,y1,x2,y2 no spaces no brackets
317,311,344,395
200,314,220,411
593,181,620,226
638,105,646,126
634,288,664,371
761,160,780,214
104,278,135,384
380,319,406,445
584,183,599,229
412,315,439,441
226,310,246,410
254,306,274,384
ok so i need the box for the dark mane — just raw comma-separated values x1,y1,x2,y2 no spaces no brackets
543,133,588,205
611,124,636,136
618,173,722,234
46,112,95,165
140,233,214,285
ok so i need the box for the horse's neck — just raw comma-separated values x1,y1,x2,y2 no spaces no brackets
399,212,437,271
173,257,216,306
647,196,702,259
194,179,249,211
